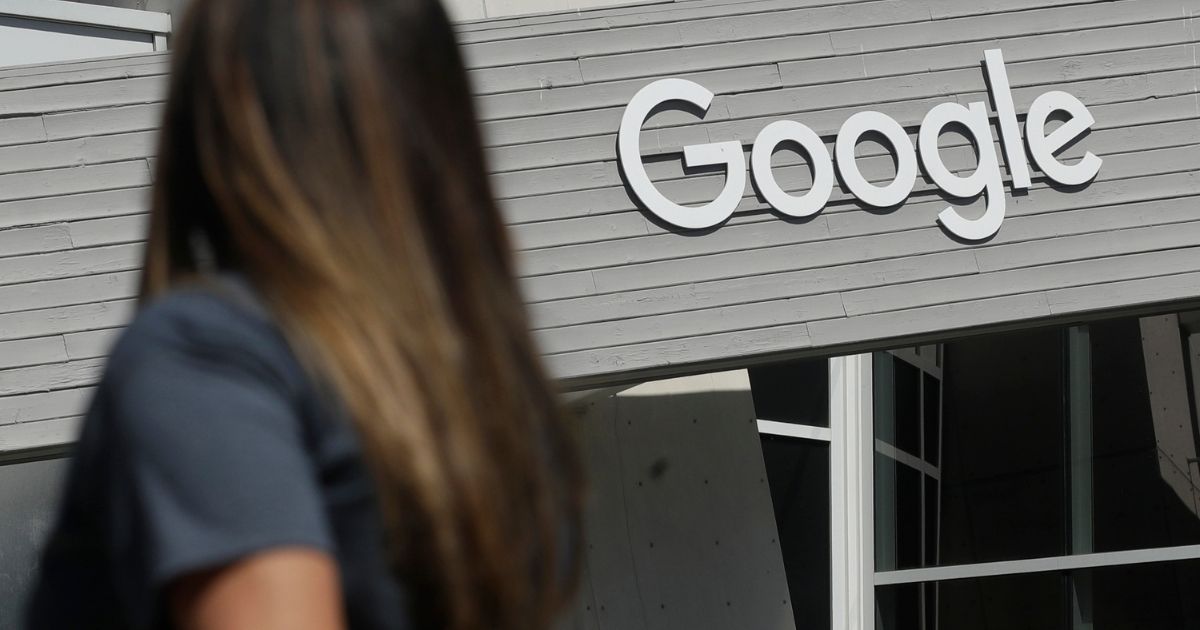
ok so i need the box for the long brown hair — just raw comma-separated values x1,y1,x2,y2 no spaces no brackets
139,1,584,628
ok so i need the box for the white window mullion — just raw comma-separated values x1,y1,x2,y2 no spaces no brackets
875,543,1200,586
830,353,874,630
756,419,831,442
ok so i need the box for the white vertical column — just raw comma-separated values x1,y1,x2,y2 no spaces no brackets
830,354,874,630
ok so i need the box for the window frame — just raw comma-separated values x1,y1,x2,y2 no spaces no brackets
754,356,875,630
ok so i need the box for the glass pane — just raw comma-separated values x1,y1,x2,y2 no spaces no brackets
875,452,922,570
760,435,830,630
924,475,939,567
937,327,1067,564
897,464,922,570
922,374,940,467
749,358,829,427
879,572,1066,630
875,352,896,446
1090,317,1200,553
883,311,1200,568
894,360,921,457
876,582,921,630
1087,558,1200,628
0,456,69,629
923,583,937,630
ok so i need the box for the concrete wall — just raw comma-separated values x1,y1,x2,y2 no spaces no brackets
561,370,795,630
2,0,1200,450
0,457,68,629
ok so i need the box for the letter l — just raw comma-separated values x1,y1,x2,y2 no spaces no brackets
984,49,1031,190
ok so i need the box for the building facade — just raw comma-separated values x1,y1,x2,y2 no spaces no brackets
2,0,1200,628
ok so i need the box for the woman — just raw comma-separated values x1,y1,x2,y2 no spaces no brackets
26,0,584,628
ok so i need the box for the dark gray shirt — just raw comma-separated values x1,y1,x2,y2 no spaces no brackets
26,275,411,629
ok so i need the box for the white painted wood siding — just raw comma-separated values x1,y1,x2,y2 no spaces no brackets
1,0,1199,447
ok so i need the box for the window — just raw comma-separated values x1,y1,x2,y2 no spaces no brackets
752,357,832,630
873,313,1200,630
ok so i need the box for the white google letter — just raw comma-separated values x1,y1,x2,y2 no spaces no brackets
750,120,834,218
919,101,1006,241
1026,90,1103,186
618,79,746,230
983,49,1031,190
835,111,917,208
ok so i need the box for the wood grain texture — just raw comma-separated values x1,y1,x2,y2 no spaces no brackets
0,415,82,453
0,387,92,425
0,0,1197,412
0,299,136,342
42,103,164,141
0,131,157,177
0,187,149,230
0,270,139,315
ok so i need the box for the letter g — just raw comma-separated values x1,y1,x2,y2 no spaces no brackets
618,79,745,230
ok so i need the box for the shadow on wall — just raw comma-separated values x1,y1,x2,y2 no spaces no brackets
0,456,69,630
559,371,796,630
0,371,797,630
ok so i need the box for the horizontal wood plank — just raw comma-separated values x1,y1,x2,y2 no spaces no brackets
0,161,151,204
0,115,45,147
0,244,144,288
0,415,83,454
0,336,67,370
0,358,106,397
68,214,148,248
42,103,164,141
0,271,139,315
0,387,92,425
0,131,156,176
0,75,165,117
0,187,149,230
0,224,73,259
0,299,135,342
842,245,1200,317
63,327,121,360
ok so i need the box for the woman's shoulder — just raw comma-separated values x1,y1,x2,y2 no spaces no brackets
103,275,304,404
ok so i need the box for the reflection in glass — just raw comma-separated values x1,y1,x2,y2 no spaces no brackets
935,327,1067,565
749,358,828,427
879,571,1065,630
893,360,921,458
922,374,940,468
761,436,830,630
877,310,1200,628
876,582,921,630
900,314,1200,568
875,352,942,572
924,475,938,568
1091,316,1200,553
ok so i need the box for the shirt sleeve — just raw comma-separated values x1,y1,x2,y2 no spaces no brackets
100,299,333,623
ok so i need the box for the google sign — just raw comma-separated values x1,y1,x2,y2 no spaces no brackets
617,49,1102,240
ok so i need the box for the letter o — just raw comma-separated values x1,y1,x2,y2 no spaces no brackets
750,121,833,218
618,79,745,230
835,111,917,208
